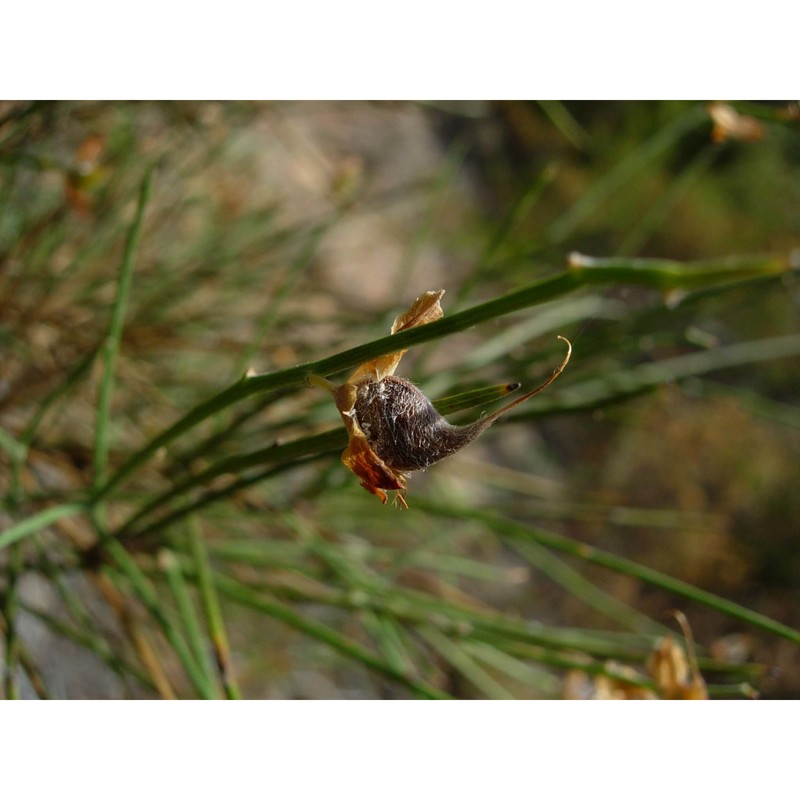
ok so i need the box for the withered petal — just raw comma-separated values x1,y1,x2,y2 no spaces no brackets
346,289,446,383
390,289,445,334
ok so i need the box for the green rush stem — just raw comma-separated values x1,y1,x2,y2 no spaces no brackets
417,625,516,699
418,501,800,647
103,539,216,698
361,611,420,678
112,383,516,543
0,610,50,699
0,502,88,552
22,347,99,446
212,574,452,700
92,169,153,497
245,574,660,663
159,548,219,698
90,251,796,504
492,639,657,691
507,538,666,635
215,569,755,684
186,517,241,699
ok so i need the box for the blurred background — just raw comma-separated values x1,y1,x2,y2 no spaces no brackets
1,100,798,699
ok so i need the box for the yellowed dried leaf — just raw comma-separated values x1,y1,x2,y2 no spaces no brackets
708,102,765,143
647,615,708,700
347,289,445,383
390,289,445,334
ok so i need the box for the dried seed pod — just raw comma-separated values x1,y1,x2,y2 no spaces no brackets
309,290,572,506
648,610,708,700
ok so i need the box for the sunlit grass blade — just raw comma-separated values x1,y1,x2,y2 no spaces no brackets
92,169,153,494
512,332,800,420
507,538,665,634
159,548,220,698
419,501,800,646
361,611,421,679
213,574,451,699
0,503,87,552
186,517,241,699
103,539,216,698
418,625,516,699
460,639,561,696
93,571,176,698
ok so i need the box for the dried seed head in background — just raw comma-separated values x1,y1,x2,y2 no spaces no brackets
309,290,571,506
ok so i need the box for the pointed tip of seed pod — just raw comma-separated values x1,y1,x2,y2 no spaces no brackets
505,382,522,393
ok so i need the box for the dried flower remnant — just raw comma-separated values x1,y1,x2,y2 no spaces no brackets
308,289,572,507
708,102,764,143
65,134,108,216
648,610,708,700
564,612,710,700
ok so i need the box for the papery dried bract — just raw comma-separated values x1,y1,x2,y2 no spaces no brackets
708,102,764,143
647,611,707,700
345,289,444,384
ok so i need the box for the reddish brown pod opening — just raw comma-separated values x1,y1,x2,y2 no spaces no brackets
309,290,571,507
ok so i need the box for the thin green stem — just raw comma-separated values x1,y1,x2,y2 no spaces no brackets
418,501,800,647
0,503,88,552
512,332,800,420
186,517,241,699
159,548,219,698
418,625,516,699
112,383,519,542
508,538,665,635
93,169,153,493
103,539,215,698
213,574,451,700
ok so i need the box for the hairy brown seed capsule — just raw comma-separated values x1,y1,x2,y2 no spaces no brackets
307,289,572,506
355,376,509,471
353,339,571,474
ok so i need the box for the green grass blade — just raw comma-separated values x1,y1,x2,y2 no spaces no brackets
507,538,665,634
0,503,87,552
214,574,451,700
158,548,220,698
92,169,153,492
418,625,515,699
513,332,800,419
547,105,707,243
186,517,241,699
361,611,420,679
104,539,216,698
420,501,800,646
461,640,561,695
